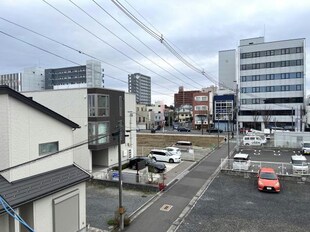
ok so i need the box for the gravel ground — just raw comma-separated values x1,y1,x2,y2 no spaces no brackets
86,183,155,230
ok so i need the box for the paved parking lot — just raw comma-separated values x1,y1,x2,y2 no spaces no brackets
237,147,302,163
177,172,310,232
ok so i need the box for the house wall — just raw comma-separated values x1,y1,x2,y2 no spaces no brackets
0,95,10,172
6,97,73,182
0,214,9,232
125,93,137,159
23,89,92,172
32,183,86,232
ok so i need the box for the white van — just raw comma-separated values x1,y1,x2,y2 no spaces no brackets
243,135,264,146
291,155,309,174
301,141,310,155
233,153,251,171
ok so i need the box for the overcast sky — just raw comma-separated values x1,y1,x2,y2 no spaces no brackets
1,0,309,105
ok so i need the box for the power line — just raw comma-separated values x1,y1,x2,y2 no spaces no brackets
0,16,176,93
69,0,201,89
42,0,187,90
111,0,296,110
110,0,227,88
0,131,111,173
91,0,203,89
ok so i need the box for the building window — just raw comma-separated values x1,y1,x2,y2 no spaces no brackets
88,121,109,145
241,47,303,59
39,141,59,156
88,94,110,117
195,96,208,101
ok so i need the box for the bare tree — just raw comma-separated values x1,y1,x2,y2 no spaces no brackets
262,108,272,129
252,111,259,129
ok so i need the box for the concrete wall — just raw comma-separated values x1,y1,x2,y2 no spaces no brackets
274,131,310,148
33,183,86,232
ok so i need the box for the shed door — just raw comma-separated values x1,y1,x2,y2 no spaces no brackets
53,193,79,232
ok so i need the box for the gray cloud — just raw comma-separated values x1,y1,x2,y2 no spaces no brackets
0,0,309,105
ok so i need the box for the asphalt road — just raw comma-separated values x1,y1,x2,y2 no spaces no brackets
124,142,229,232
177,172,310,232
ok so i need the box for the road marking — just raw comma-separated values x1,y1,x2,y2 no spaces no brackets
160,204,173,212
273,150,281,156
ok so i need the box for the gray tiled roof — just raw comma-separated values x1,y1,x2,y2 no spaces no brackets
0,165,91,214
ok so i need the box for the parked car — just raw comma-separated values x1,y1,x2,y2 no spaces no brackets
164,147,182,156
173,141,192,151
149,149,181,163
257,167,280,192
242,135,264,146
291,155,309,174
208,128,223,133
128,156,166,173
177,127,191,132
232,153,251,170
301,141,310,155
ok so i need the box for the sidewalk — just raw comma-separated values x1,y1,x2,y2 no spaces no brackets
124,143,231,232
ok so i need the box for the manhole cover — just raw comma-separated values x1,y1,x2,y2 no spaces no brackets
160,204,173,212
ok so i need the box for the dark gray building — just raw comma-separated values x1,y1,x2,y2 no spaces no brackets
45,60,103,89
128,73,151,105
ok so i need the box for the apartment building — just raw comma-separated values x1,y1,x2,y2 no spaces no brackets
45,60,102,90
0,72,22,92
174,86,200,108
128,73,151,105
193,92,210,129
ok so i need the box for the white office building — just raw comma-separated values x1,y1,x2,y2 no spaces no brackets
238,37,306,131
239,37,306,131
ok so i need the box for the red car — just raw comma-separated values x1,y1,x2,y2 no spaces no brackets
257,167,281,192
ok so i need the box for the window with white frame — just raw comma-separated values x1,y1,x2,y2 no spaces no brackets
39,141,59,156
195,105,208,111
195,96,208,101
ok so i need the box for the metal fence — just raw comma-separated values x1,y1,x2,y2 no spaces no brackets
92,167,163,184
221,158,310,176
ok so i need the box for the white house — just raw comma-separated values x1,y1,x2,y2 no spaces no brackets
23,87,136,171
0,85,91,232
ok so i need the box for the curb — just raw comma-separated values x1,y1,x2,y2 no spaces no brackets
127,146,219,224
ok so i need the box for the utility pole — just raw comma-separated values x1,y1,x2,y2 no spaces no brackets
227,114,230,158
217,113,220,148
291,107,294,131
235,83,240,152
113,122,124,230
129,111,133,148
